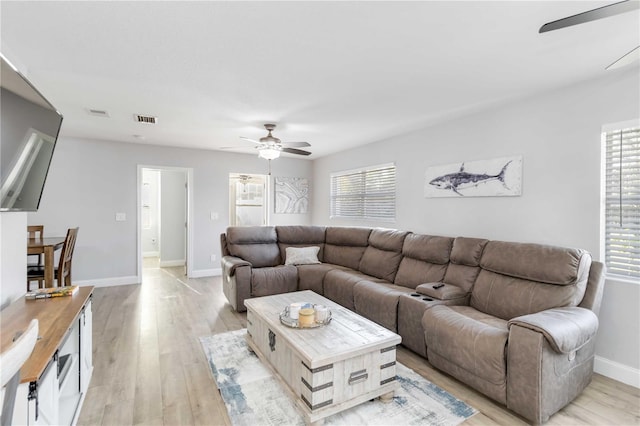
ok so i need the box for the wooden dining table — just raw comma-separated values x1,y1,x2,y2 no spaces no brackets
27,236,65,288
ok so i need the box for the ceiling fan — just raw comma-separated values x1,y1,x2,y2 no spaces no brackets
238,123,312,160
539,0,640,70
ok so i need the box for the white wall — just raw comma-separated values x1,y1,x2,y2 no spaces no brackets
0,212,27,308
159,169,186,266
26,137,313,282
312,67,640,383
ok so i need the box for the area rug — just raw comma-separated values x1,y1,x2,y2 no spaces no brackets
199,329,477,426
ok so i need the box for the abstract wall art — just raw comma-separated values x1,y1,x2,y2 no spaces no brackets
424,155,522,198
274,177,309,213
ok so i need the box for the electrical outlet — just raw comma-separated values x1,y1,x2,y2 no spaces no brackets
211,254,217,262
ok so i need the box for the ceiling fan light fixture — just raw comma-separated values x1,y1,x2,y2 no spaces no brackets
258,147,281,160
239,123,311,158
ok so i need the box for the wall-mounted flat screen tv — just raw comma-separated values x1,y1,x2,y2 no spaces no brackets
1,54,63,211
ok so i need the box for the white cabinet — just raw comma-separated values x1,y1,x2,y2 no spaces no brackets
80,300,93,393
57,317,81,426
32,359,58,425
2,288,94,426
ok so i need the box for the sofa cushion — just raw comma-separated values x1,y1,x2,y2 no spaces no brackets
250,265,298,297
443,264,482,293
323,269,385,311
368,228,407,251
277,226,326,262
359,229,408,282
325,226,371,246
323,227,372,269
441,237,488,292
480,241,589,286
227,226,281,267
297,263,348,294
423,305,509,386
472,242,592,320
284,246,321,266
450,237,489,266
394,259,448,288
359,247,403,282
393,234,452,288
402,234,453,263
353,282,415,332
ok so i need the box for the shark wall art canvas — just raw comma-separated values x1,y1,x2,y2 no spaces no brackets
424,156,522,198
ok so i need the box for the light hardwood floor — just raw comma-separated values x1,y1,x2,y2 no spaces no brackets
77,264,640,426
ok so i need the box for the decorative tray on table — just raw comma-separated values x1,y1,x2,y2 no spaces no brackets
279,304,332,329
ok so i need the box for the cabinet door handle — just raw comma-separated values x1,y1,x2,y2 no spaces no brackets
268,330,276,352
348,369,368,385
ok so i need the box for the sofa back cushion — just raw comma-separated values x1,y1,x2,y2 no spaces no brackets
471,241,592,320
359,229,409,282
276,226,326,262
443,237,489,292
226,226,281,268
394,234,453,288
324,227,372,269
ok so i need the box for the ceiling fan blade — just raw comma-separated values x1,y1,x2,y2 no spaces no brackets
606,45,640,69
539,0,639,33
240,136,261,144
219,146,253,151
282,141,311,148
282,148,312,156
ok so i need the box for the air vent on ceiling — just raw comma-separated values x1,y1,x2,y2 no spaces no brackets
87,109,109,117
134,114,157,124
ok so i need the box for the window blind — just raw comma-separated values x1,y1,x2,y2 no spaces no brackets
604,126,640,279
330,163,396,221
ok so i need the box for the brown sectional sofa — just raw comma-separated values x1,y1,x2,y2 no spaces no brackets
220,225,605,424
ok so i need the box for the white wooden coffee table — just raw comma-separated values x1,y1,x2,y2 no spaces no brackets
244,290,401,425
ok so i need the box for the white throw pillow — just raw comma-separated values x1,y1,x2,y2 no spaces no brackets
285,246,321,266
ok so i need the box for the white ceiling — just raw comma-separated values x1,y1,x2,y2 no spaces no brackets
1,1,639,159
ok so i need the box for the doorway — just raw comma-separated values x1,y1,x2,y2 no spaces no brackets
229,173,268,226
137,166,193,280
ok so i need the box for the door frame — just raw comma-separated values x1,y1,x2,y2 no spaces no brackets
136,165,194,279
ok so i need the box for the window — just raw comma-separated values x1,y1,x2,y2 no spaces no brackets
330,163,396,221
603,125,640,279
229,173,267,226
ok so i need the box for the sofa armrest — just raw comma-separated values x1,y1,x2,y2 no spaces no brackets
222,255,252,276
508,307,598,354
221,256,252,312
415,283,468,301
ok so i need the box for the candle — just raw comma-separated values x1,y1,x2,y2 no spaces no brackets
315,305,329,323
289,302,303,320
298,308,315,327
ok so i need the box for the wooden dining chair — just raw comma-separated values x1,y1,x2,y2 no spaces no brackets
27,225,44,267
27,227,79,288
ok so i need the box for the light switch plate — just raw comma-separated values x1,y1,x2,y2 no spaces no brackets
115,213,126,221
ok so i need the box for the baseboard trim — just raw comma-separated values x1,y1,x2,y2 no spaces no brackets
595,355,640,388
143,251,159,258
159,259,185,268
73,275,140,288
191,268,222,278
